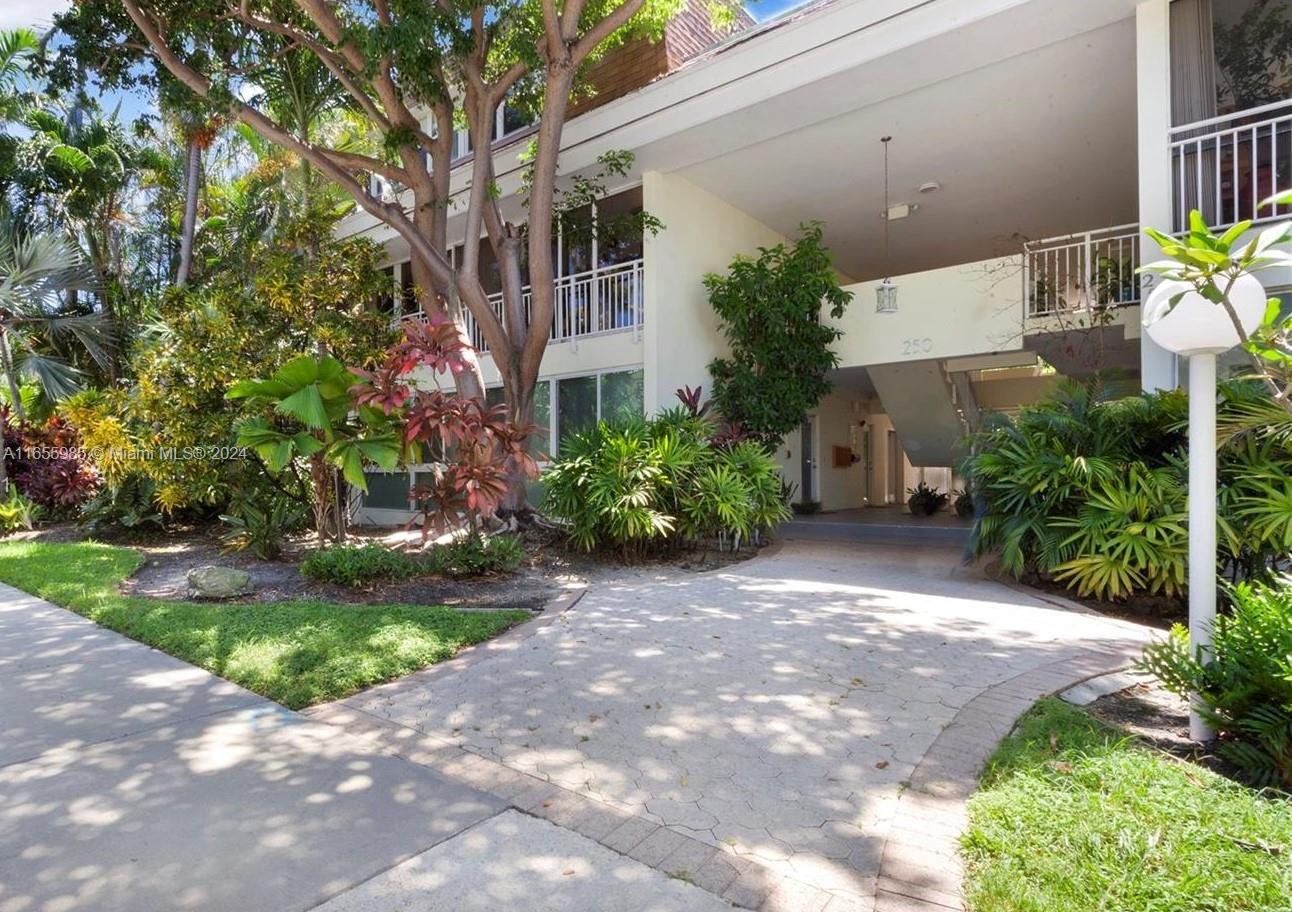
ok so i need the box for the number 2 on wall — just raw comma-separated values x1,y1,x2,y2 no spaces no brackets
901,338,933,356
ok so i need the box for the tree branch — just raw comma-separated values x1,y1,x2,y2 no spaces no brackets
573,0,646,62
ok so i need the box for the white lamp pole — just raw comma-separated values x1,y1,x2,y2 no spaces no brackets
1143,273,1267,741
1186,350,1217,742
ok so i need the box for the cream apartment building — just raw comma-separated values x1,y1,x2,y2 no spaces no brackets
342,0,1292,521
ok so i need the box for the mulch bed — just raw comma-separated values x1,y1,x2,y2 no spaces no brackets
1087,679,1248,782
21,522,755,612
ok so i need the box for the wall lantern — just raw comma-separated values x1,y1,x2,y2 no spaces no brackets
1142,272,1266,741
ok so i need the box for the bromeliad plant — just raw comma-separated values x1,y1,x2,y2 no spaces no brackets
228,354,400,544
349,317,539,544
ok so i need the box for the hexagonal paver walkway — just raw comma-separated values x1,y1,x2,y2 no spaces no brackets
322,539,1152,909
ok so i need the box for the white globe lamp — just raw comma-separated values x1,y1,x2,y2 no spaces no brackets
1142,271,1268,742
1143,274,1267,355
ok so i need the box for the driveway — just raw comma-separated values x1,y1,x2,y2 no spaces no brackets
329,538,1151,906
0,582,730,912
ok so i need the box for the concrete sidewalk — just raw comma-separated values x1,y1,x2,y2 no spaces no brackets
0,582,730,912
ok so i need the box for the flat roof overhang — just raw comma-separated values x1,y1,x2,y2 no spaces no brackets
349,0,1142,278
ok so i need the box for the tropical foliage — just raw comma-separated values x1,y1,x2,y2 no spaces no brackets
963,379,1292,603
706,222,854,443
348,317,539,542
1141,581,1292,789
543,404,790,557
229,354,401,544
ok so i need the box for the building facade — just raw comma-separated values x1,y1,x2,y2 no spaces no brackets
341,0,1292,522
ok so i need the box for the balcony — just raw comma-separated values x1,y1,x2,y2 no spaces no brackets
1170,98,1292,233
1024,224,1142,319
398,258,644,352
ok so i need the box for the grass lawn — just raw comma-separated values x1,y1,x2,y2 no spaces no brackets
0,540,529,709
961,698,1292,912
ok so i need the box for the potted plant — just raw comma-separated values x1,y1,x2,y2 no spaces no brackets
906,482,948,517
953,487,975,519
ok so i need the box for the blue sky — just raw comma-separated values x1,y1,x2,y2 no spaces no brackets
746,0,811,21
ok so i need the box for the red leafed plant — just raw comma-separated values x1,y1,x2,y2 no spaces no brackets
351,317,539,543
2,410,100,515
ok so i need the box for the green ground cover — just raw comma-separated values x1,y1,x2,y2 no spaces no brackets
0,540,527,708
962,698,1292,912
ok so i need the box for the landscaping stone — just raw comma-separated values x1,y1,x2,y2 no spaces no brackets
186,565,254,599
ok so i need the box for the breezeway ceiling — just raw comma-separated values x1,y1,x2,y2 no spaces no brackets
648,13,1139,281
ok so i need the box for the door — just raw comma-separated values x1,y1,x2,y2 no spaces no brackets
887,430,901,504
800,418,816,504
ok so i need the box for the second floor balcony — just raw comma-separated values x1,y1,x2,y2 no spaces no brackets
399,257,644,353
1171,98,1292,234
1024,224,1142,319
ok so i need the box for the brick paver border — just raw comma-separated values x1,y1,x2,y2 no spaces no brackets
872,646,1144,912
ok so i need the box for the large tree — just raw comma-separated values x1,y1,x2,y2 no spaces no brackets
54,0,718,508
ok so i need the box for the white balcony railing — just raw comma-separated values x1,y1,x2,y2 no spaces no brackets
1024,224,1141,318
397,258,644,352
1170,98,1292,233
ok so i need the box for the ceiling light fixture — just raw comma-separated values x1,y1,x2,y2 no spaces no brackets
876,136,898,315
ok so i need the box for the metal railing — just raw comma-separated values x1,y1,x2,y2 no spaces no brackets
397,258,644,352
1170,98,1292,233
1024,224,1141,318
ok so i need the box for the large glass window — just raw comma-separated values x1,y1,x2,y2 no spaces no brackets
557,375,598,447
361,472,410,510
596,187,645,268
532,380,552,459
601,369,644,424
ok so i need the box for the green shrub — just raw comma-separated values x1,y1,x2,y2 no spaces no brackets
1140,582,1292,789
424,534,525,579
0,488,40,533
79,474,164,533
543,410,790,556
300,543,419,586
219,492,309,560
963,378,1292,603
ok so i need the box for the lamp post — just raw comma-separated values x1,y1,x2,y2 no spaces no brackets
1142,273,1267,741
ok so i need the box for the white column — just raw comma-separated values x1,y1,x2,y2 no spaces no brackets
641,170,663,416
1187,351,1217,742
1137,0,1180,391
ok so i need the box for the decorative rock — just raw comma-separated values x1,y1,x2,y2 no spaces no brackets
186,566,254,599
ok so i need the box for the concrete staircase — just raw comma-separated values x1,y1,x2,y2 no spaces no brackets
868,360,977,467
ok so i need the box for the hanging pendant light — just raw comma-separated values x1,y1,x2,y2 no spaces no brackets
876,136,899,314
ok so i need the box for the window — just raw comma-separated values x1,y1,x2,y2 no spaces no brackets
532,380,552,459
500,102,532,137
557,375,598,448
400,263,416,314
601,369,644,424
541,368,644,457
361,472,410,510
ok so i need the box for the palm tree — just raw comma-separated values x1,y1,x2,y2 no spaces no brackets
0,208,109,494
0,29,37,122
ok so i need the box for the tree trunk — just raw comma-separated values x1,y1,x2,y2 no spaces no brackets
0,330,25,424
176,136,201,287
